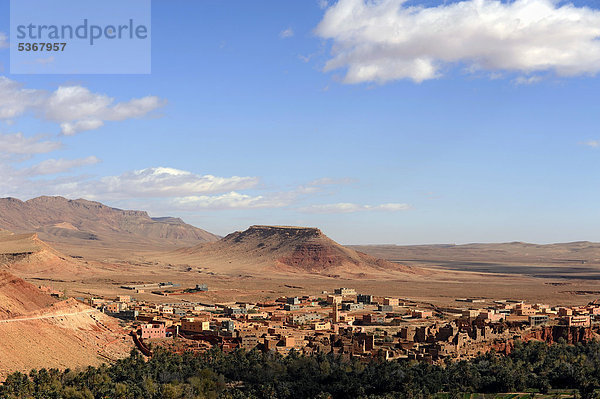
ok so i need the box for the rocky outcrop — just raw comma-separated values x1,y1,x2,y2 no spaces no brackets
522,325,596,344
491,326,598,355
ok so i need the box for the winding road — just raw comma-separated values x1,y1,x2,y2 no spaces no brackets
0,308,99,324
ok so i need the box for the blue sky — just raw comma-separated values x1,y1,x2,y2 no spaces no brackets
0,0,599,245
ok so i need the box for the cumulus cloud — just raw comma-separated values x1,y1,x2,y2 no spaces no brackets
91,167,260,198
167,177,364,210
0,132,62,155
20,156,100,176
300,202,411,213
0,77,165,134
0,77,44,119
172,191,292,210
44,86,165,135
315,0,600,83
0,165,265,204
279,28,294,38
0,154,403,214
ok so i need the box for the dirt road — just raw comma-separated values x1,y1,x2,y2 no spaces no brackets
0,308,99,323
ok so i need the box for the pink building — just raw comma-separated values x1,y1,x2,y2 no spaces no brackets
140,323,167,339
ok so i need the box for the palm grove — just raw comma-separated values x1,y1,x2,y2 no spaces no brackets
2,339,600,398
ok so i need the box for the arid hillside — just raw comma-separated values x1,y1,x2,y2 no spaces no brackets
0,271,58,319
0,272,131,380
0,196,219,253
0,229,88,278
168,225,418,277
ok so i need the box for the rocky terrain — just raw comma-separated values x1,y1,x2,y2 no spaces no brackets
0,196,219,254
0,271,58,319
0,272,131,380
170,225,417,277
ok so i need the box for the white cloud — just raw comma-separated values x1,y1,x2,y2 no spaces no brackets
0,157,399,215
582,140,599,148
0,77,44,119
318,0,329,10
279,28,294,38
0,132,62,155
0,32,8,49
300,202,411,213
0,77,165,134
374,203,412,211
315,0,600,83
20,156,100,176
44,86,165,135
0,165,264,205
168,177,363,210
92,167,260,198
173,191,291,210
60,120,105,135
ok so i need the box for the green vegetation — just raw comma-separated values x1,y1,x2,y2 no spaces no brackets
2,339,600,398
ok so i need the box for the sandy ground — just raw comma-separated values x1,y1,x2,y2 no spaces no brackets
0,300,132,380
8,235,600,310
23,257,600,308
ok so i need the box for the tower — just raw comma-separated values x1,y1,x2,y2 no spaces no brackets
332,302,340,323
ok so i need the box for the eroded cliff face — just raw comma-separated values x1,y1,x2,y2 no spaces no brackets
279,242,350,272
0,271,58,319
492,326,597,355
522,325,596,344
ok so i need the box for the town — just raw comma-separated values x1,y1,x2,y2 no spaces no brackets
76,284,600,363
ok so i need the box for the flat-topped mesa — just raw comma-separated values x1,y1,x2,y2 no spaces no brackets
178,224,417,276
223,225,323,243
251,225,321,231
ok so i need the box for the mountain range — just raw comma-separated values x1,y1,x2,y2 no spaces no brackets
0,196,219,251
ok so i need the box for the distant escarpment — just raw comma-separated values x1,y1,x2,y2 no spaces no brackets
0,196,219,249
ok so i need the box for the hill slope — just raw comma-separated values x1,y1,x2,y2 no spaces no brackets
0,229,87,277
0,196,219,251
0,272,131,379
0,271,58,319
171,225,417,277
